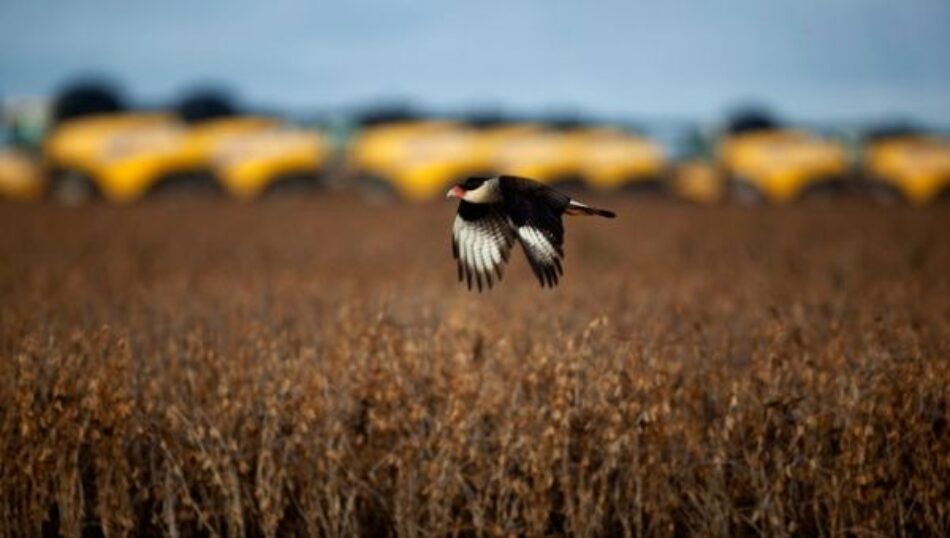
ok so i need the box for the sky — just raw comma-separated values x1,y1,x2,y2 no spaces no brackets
1,0,949,124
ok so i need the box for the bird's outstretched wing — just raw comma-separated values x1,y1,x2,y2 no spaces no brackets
452,201,516,291
500,180,566,288
515,222,564,287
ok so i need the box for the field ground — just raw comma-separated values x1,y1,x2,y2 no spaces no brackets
1,196,948,537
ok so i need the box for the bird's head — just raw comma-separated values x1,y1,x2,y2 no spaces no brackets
446,176,500,204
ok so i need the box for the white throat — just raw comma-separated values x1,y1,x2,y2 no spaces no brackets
462,177,502,204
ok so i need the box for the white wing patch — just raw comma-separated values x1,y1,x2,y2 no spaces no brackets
516,225,564,288
452,212,516,291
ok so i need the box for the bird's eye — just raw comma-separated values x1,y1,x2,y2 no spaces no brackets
462,177,485,190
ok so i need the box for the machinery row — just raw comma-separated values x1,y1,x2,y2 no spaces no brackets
2,85,948,205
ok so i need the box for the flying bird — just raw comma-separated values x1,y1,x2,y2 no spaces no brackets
446,175,615,290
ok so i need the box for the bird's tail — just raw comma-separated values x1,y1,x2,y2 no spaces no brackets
565,200,616,218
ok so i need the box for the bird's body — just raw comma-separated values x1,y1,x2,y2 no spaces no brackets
446,175,615,290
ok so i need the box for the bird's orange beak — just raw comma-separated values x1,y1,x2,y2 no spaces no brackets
446,186,464,199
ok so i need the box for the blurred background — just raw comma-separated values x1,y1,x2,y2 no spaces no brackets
1,0,949,206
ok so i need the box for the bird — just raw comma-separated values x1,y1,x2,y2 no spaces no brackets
446,175,615,290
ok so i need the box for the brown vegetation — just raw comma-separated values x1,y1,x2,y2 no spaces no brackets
1,196,948,537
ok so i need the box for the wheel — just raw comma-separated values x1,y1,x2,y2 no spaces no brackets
148,170,222,199
935,186,950,205
357,173,400,204
263,171,322,198
49,170,98,205
799,177,854,204
730,178,766,205
619,176,666,197
864,178,905,205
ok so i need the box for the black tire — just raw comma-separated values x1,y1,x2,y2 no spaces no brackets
148,170,222,199
935,186,950,205
356,173,400,204
863,178,906,205
799,177,855,204
729,177,766,205
619,176,667,197
263,171,322,198
49,170,99,205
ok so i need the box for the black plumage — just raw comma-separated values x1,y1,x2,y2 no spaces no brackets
449,175,615,290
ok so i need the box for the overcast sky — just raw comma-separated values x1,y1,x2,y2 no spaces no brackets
1,0,949,123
